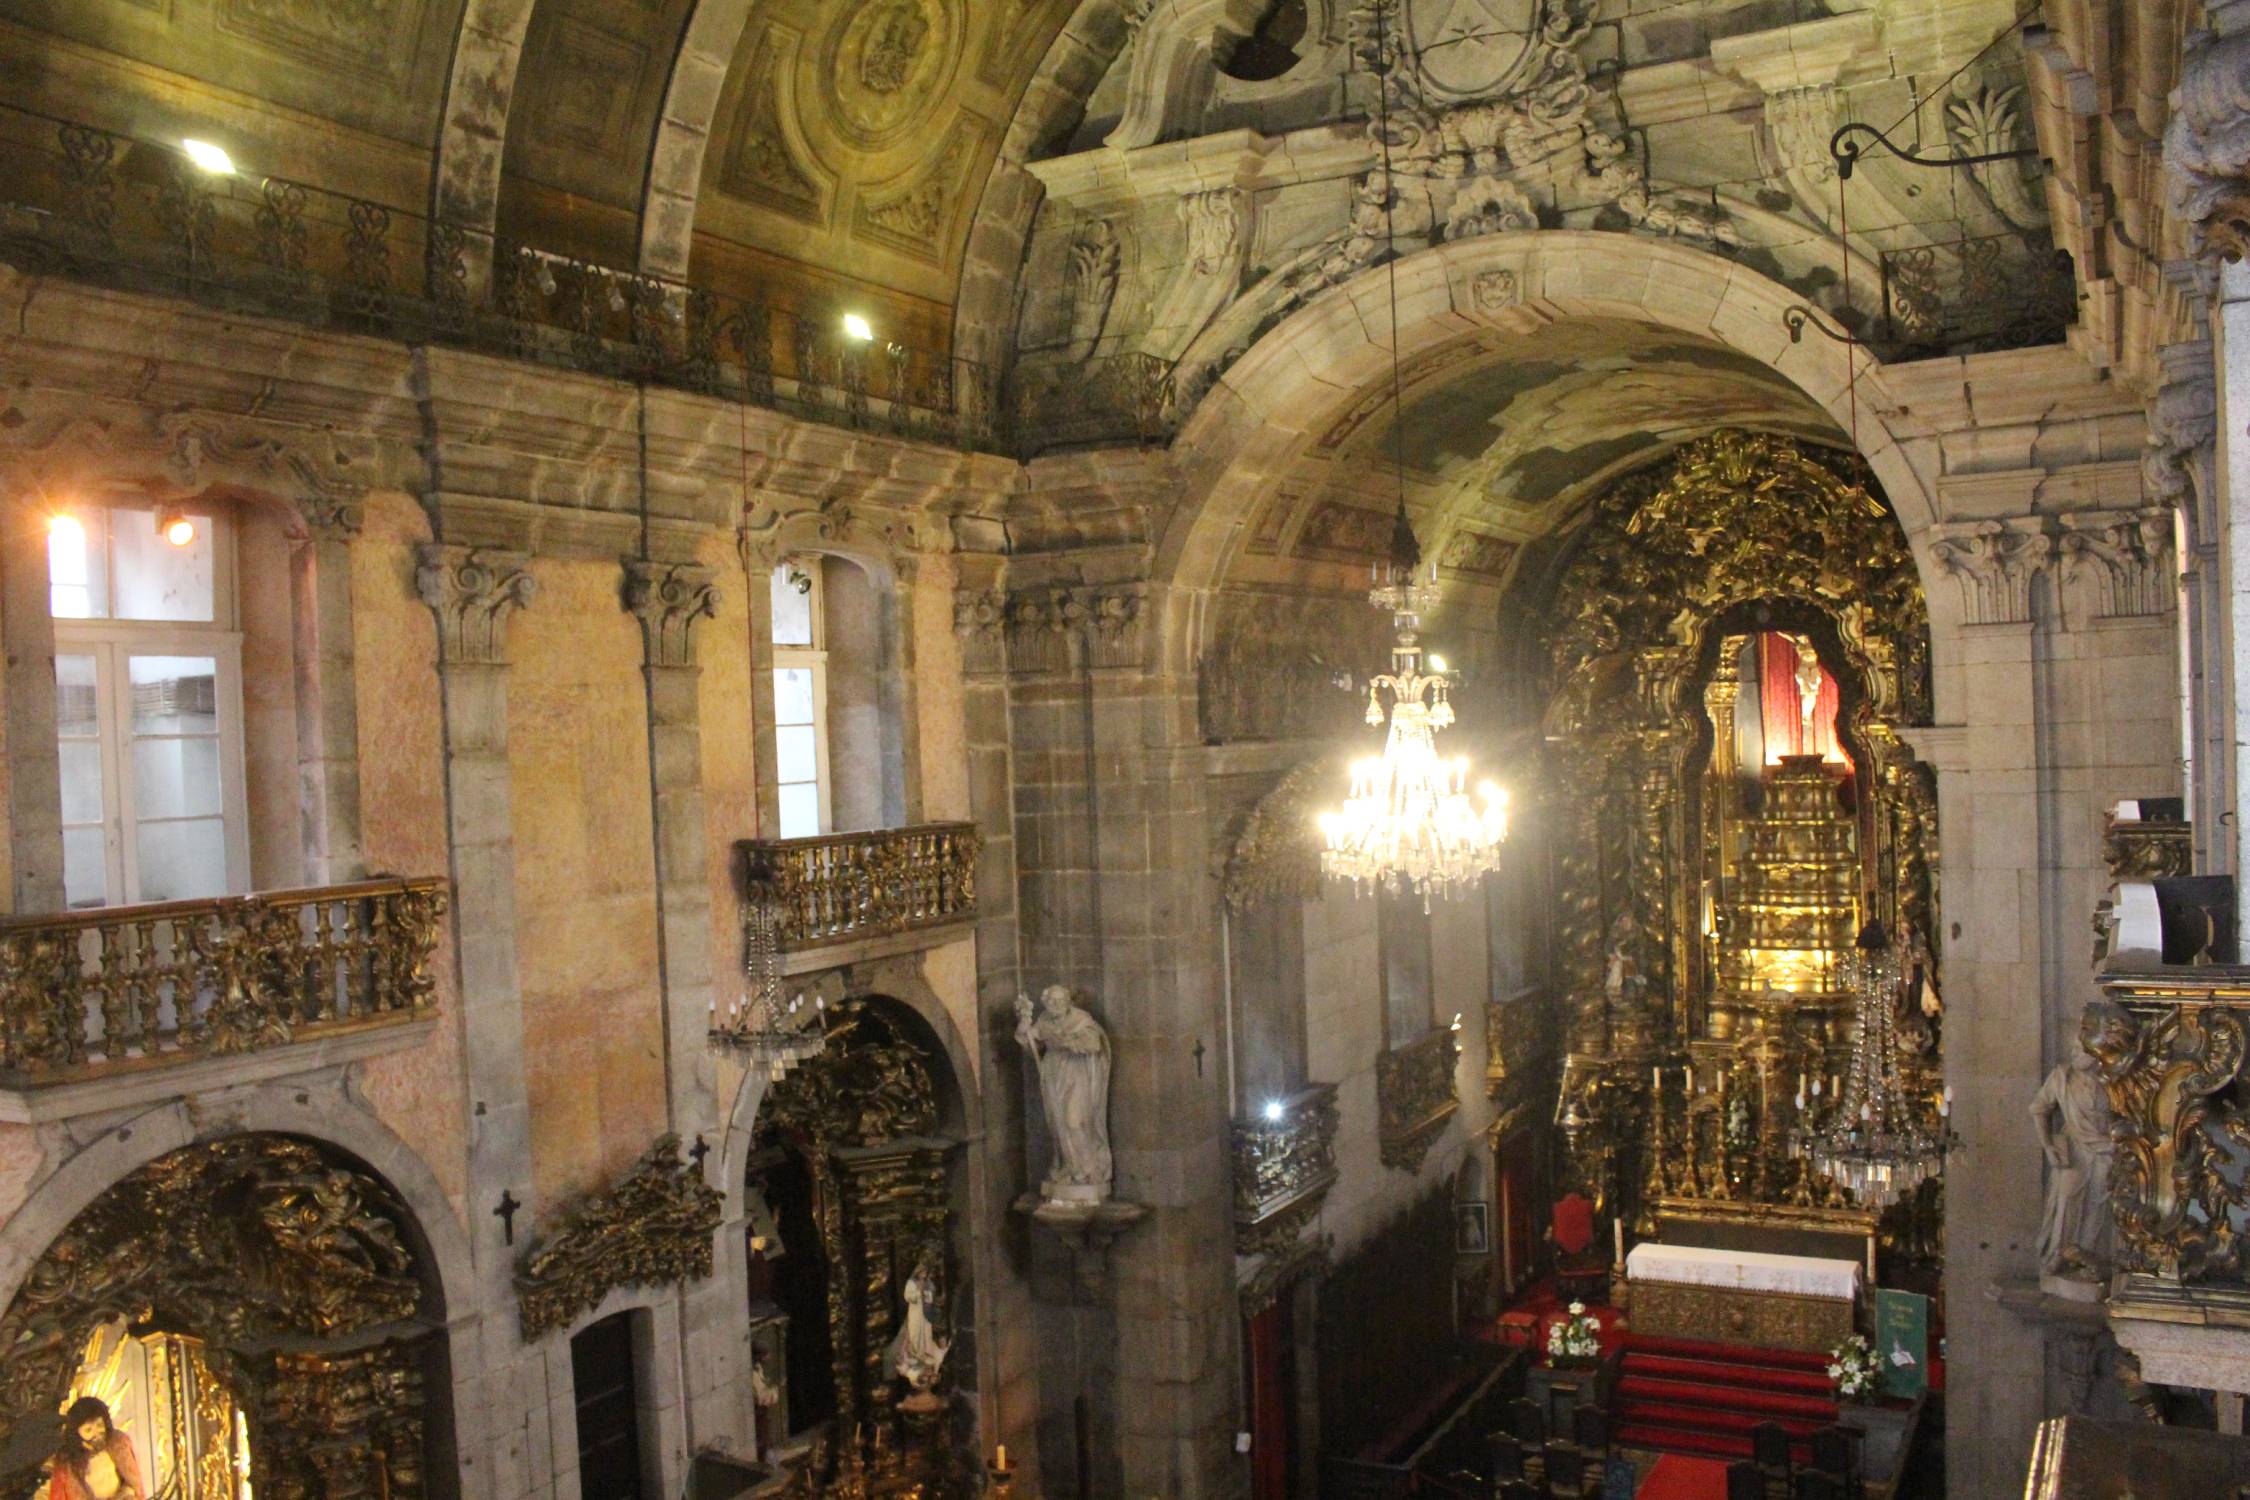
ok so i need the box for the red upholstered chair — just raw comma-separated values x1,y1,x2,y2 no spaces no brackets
1550,1193,1609,1307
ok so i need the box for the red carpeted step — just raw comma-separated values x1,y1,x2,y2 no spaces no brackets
1621,1352,1838,1397
1615,1423,1817,1467
1617,1401,1830,1438
1624,1332,1835,1371
1615,1374,1838,1421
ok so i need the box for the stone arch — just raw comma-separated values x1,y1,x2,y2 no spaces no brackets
950,0,1139,375
639,0,760,279
0,1085,473,1347
0,1094,473,1494
1151,231,1941,651
430,0,542,273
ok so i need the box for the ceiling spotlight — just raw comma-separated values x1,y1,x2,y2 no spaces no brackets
181,139,235,176
841,312,875,343
1427,653,1448,672
1262,1100,1285,1123
156,508,196,548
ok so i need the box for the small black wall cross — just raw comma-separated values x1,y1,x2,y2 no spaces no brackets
494,1189,521,1246
1192,1038,1206,1078
689,1133,712,1172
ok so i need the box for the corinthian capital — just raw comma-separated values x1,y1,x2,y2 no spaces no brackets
622,559,719,669
415,545,536,666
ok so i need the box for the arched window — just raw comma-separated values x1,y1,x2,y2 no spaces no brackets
764,553,907,837
46,501,247,907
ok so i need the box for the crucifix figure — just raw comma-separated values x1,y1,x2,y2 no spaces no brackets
689,1134,712,1172
494,1189,521,1246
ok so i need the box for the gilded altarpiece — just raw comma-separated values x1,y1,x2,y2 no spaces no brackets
1527,431,1942,1260
751,997,961,1483
0,1135,434,1500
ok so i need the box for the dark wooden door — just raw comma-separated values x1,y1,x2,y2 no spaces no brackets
1244,1296,1297,1500
572,1312,644,1500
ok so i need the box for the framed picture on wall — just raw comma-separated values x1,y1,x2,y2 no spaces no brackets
1455,1202,1490,1255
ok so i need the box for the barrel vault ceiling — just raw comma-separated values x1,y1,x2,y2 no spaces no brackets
0,0,1083,322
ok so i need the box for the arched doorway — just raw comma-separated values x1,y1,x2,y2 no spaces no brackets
741,993,972,1490
0,1134,445,1499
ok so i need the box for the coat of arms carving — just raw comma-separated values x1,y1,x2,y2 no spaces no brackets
1404,0,1546,103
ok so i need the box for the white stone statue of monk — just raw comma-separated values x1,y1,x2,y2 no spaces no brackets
2029,1003,2118,1284
1015,984,1114,1204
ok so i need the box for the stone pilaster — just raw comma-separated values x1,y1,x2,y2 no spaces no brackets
0,492,65,913
2145,341,2228,872
413,542,540,1487
622,556,745,1452
292,503,370,883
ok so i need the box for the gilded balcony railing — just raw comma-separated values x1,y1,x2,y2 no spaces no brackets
1377,1026,1461,1173
0,877,449,1085
1231,1083,1340,1256
740,824,980,953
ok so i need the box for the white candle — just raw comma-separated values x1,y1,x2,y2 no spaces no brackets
1613,1216,1625,1264
1652,1066,1662,1091
996,1446,1008,1470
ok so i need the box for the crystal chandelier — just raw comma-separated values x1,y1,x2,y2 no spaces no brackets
1792,920,1957,1208
1319,539,1508,903
709,892,825,1080
1314,0,1507,906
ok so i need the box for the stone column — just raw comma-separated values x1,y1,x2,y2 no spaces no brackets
414,542,542,1497
1000,577,1236,1500
0,489,65,912
2163,0,2250,905
291,498,370,884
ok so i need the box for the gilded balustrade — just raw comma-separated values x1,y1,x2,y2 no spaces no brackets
740,823,980,954
1232,1083,1340,1256
1377,1028,1461,1172
0,877,448,1085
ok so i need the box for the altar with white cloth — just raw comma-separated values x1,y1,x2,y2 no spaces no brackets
1626,1243,1862,1352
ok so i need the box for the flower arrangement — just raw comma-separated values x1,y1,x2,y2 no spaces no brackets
1547,1301,1603,1363
1827,1334,1879,1400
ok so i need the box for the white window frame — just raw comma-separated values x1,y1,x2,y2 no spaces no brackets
771,561,833,840
50,506,250,907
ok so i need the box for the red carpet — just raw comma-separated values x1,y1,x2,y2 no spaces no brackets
1612,1333,1839,1465
1636,1452,1730,1500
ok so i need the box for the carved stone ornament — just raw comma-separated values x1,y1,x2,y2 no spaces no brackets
0,1135,425,1432
1377,1027,1461,1172
2165,20,2250,263
1238,1233,1330,1318
623,558,720,669
1221,760,1336,909
2103,813,2193,883
515,1135,725,1340
0,405,372,538
1471,267,1521,313
1066,219,1122,360
1232,1083,1341,1256
415,544,537,666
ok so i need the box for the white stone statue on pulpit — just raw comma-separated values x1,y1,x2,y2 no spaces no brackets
2029,1004,2118,1292
1015,984,1114,1204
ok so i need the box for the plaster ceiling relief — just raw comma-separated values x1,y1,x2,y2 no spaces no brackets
715,25,834,226
821,0,962,150
853,114,993,264
502,0,690,204
694,0,1076,301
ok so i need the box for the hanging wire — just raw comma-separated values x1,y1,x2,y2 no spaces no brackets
1375,1,1420,577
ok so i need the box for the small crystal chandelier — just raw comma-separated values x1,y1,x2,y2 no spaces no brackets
1793,920,1957,1208
1314,0,1506,907
709,892,825,1080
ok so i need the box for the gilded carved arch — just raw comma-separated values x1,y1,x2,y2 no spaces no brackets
0,1134,438,1498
